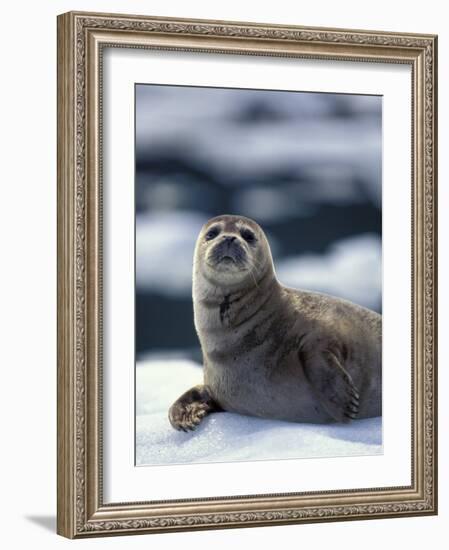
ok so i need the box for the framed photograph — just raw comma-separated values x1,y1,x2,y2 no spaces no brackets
57,11,438,538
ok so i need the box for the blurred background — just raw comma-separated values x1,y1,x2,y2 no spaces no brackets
135,84,382,360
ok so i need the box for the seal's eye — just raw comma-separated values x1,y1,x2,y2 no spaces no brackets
205,227,220,241
240,228,256,243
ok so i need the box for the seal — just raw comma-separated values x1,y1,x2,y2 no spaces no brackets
168,215,381,431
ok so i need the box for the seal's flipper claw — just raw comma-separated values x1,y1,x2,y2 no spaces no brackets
303,349,360,423
168,384,220,432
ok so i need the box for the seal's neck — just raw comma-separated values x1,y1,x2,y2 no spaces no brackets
193,267,279,331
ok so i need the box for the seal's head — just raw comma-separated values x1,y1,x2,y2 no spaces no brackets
194,215,274,289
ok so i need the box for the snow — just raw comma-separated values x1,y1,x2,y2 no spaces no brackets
135,211,207,295
136,86,382,205
276,234,381,311
136,357,382,466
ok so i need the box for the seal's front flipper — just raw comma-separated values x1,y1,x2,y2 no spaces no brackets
168,385,221,432
303,350,360,423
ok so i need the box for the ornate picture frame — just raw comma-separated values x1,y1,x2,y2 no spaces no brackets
57,11,437,538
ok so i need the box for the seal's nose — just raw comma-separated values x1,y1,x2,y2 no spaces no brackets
223,235,236,244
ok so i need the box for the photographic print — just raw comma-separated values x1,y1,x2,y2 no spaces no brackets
135,84,383,466
57,12,437,537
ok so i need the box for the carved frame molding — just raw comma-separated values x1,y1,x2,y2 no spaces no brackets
57,11,437,538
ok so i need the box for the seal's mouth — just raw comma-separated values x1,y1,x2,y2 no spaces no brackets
217,255,235,264
208,238,248,270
